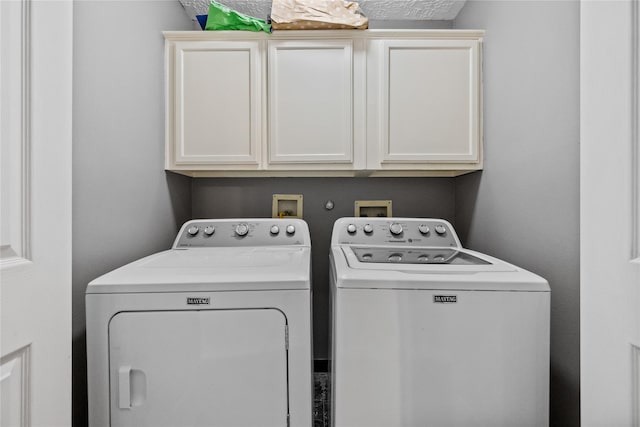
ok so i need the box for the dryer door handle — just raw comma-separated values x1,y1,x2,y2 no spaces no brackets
118,366,132,409
118,365,147,409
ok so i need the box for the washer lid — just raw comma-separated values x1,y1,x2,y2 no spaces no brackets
86,246,311,293
351,247,490,265
342,246,515,273
332,246,549,291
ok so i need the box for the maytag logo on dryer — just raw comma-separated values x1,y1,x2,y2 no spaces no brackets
433,295,457,304
187,297,210,305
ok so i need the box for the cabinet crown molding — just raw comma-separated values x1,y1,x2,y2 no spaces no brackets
163,29,485,42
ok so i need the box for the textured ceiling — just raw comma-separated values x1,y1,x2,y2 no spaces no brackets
179,0,466,22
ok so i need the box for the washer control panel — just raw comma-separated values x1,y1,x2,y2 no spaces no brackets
174,219,310,248
333,218,460,248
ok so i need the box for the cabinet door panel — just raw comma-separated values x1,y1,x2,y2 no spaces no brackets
374,39,481,165
268,40,354,165
172,41,262,166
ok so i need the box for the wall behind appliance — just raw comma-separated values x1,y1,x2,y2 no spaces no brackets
454,2,580,426
72,2,193,426
191,177,456,359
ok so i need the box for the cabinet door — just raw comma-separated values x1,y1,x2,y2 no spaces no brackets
368,39,481,170
168,41,263,169
268,40,365,169
109,309,288,427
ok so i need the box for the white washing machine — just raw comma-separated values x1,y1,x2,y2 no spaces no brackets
86,218,313,427
330,217,550,427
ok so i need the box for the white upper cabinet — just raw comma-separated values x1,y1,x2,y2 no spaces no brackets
164,30,483,177
367,36,482,173
166,39,264,171
267,39,365,170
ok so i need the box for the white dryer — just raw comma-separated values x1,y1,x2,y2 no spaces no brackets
86,219,313,427
330,217,550,427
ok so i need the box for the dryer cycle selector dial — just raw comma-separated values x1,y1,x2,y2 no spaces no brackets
235,223,249,237
286,225,296,235
270,225,280,235
363,224,373,234
346,224,357,234
418,224,430,235
389,223,403,236
187,226,199,236
204,226,215,236
435,224,447,235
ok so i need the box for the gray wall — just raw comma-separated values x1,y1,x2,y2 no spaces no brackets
454,2,580,426
192,177,456,359
72,1,580,426
72,2,193,425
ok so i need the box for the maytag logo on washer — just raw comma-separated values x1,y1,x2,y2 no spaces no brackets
433,295,457,304
187,297,210,305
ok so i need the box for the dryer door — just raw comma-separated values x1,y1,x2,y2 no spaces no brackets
108,309,289,427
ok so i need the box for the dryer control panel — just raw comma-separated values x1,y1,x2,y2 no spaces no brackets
332,217,461,248
174,218,311,248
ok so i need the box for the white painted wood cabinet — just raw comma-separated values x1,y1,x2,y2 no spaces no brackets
164,30,483,177
166,40,264,171
367,37,482,174
267,39,365,171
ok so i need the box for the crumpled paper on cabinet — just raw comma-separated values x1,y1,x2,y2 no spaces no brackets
271,0,368,30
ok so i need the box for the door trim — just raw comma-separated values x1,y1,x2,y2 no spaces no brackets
632,0,640,261
0,0,31,267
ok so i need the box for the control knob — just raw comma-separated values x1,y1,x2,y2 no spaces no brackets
346,224,357,234
204,226,215,236
235,223,249,237
418,224,430,235
389,223,403,236
434,224,447,235
187,226,199,236
286,224,296,235
363,224,373,234
270,225,280,235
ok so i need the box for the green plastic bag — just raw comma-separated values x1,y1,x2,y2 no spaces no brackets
205,1,271,33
